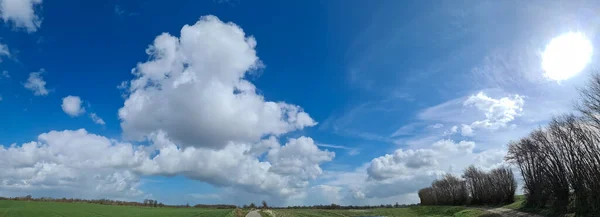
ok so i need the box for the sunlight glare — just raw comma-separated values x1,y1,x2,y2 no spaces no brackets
542,32,593,81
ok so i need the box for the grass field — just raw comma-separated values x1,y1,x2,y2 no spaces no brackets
0,200,499,217
269,206,494,217
0,200,235,217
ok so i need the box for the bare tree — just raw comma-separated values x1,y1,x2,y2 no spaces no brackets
463,165,515,205
430,174,467,205
506,113,600,215
506,137,549,208
418,187,436,205
574,75,600,214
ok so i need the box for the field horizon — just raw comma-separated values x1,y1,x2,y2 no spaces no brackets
0,197,534,217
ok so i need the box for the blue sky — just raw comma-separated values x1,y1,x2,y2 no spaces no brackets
0,0,599,206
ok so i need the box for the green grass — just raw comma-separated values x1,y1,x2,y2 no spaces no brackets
0,200,234,217
503,195,566,216
453,210,500,217
502,195,525,210
0,200,501,217
271,206,495,217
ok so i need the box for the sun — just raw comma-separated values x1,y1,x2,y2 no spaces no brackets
542,32,593,81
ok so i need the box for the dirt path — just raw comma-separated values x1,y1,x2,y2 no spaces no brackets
484,207,543,217
245,210,261,217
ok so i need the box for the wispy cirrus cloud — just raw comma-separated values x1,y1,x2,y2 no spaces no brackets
317,143,360,156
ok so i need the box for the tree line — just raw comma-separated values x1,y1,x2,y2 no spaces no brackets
271,203,417,210
418,166,516,206
241,200,417,209
505,73,600,216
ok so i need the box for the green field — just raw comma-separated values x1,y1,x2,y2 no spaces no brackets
0,200,499,217
0,200,235,217
269,206,496,217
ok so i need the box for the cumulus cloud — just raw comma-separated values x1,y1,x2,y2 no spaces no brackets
118,15,316,149
319,139,506,205
461,124,474,136
0,129,333,200
90,113,105,125
267,137,334,180
2,15,332,204
0,0,42,32
24,70,48,96
367,149,437,180
61,96,85,117
137,132,333,198
0,129,144,199
367,140,475,182
464,91,524,130
417,91,526,142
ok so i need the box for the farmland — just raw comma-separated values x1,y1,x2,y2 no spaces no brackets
0,199,503,217
0,200,235,217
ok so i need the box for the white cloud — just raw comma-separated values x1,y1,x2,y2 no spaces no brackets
1,15,332,203
24,70,48,96
267,137,334,180
61,96,85,117
428,123,443,129
443,125,458,136
464,91,524,130
367,149,437,180
417,91,526,140
460,124,473,136
390,123,417,137
367,140,475,182
118,15,316,149
418,91,525,130
317,143,360,156
0,129,333,201
90,113,105,125
0,0,42,32
135,132,333,199
418,97,469,123
0,129,144,199
318,139,507,205
1,70,9,78
347,149,360,156
0,43,9,62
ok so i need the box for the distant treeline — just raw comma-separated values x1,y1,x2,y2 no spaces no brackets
238,200,417,210
504,73,600,216
0,195,235,209
418,166,516,206
270,203,418,210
